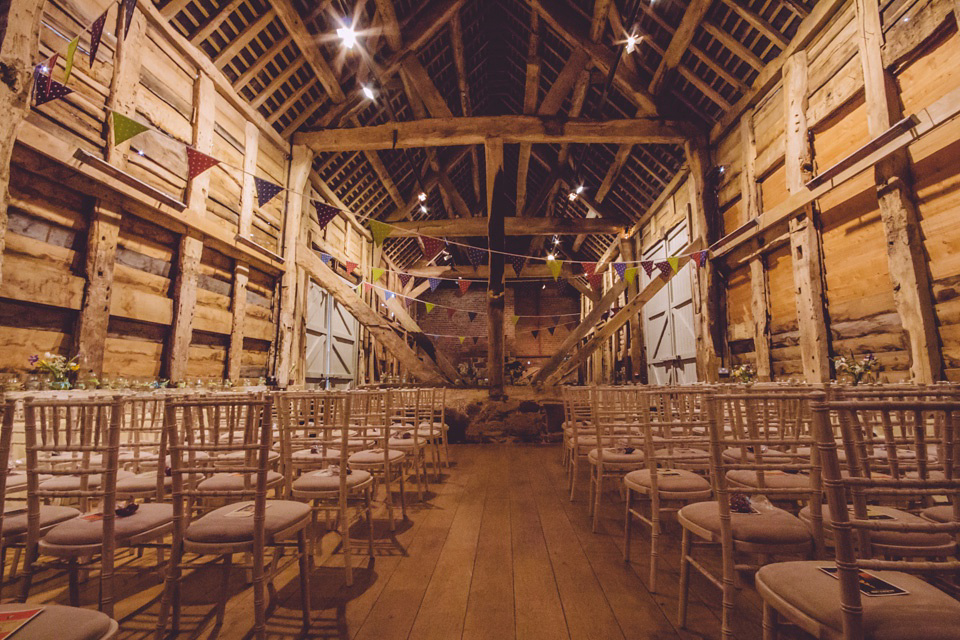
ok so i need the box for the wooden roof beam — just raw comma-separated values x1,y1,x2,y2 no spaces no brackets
295,116,697,150
719,0,790,48
649,0,713,95
450,12,481,203
517,11,541,215
700,21,764,71
272,0,346,103
386,216,624,237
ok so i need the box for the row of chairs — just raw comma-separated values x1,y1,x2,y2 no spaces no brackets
562,384,960,640
0,387,449,639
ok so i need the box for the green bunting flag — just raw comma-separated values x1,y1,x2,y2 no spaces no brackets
668,256,680,273
511,315,520,326
63,36,80,84
625,267,637,285
111,111,150,146
371,267,385,282
369,219,391,246
548,259,563,281
425,302,435,314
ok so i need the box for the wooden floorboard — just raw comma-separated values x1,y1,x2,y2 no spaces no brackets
11,445,809,640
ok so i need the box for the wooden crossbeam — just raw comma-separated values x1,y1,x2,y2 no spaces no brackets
295,116,696,151
272,0,346,103
384,214,623,237
720,0,790,48
649,0,712,95
214,10,276,66
405,264,581,280
517,10,540,215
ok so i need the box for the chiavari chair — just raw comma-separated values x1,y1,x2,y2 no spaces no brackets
563,386,595,501
588,386,646,532
386,388,427,500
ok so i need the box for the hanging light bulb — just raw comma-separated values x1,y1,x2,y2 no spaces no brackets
362,84,376,100
420,204,428,214
337,25,358,49
547,253,556,261
418,192,427,202
625,34,638,54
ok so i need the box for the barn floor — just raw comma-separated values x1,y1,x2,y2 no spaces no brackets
24,445,806,639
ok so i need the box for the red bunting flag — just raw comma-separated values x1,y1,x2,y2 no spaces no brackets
345,261,358,273
89,9,108,66
588,273,604,291
37,53,58,95
641,261,655,278
422,236,445,262
694,250,709,267
315,202,339,229
447,308,457,319
656,261,673,280
363,282,373,292
398,273,411,287
186,147,220,179
458,279,471,295
581,262,597,276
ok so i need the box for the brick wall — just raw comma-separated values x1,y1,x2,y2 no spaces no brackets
416,281,580,373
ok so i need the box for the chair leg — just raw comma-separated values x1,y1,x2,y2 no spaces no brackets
623,489,632,562
678,527,692,628
762,601,779,640
365,487,375,558
68,559,80,607
297,530,311,630
216,553,232,627
592,470,603,533
252,551,266,640
342,497,353,587
569,455,578,502
398,466,407,520
649,499,660,594
19,542,37,602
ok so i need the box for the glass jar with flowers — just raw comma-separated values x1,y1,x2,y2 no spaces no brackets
29,353,79,390
833,353,881,385
731,364,756,384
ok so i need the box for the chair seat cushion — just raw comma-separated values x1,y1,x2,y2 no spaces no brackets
185,500,310,544
418,421,448,431
800,504,955,550
116,472,171,494
292,469,373,493
756,561,960,640
654,447,711,461
42,503,173,547
387,436,422,449
197,470,283,493
680,500,812,546
588,448,645,464
1,505,80,538
348,449,405,465
920,505,955,523
217,450,281,464
726,469,811,491
39,470,135,492
0,603,115,640
721,446,791,464
292,448,341,462
624,468,711,499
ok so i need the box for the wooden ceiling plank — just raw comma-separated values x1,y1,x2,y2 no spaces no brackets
233,34,293,89
267,79,318,124
190,0,245,44
213,9,276,66
649,0,713,95
701,21,765,70
161,0,193,19
373,0,403,50
450,12,481,202
517,10,540,215
720,0,790,47
538,47,591,115
677,64,731,109
250,59,305,108
271,0,346,103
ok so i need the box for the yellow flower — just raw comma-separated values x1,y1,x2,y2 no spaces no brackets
69,362,79,371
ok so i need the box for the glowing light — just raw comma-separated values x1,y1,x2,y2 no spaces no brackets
337,26,358,49
541,284,546,290
576,185,585,194
362,85,375,100
418,192,427,202
39,65,48,73
625,34,638,54
568,191,578,201
420,205,428,214
547,253,556,261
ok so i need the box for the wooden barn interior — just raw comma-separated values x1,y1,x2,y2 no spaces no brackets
3,0,960,637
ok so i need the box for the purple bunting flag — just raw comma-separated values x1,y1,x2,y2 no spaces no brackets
34,71,73,106
588,273,604,291
428,277,442,292
547,326,555,336
384,291,396,302
695,250,709,267
254,176,283,207
422,236,445,262
466,245,486,268
122,0,138,37
467,311,477,322
641,260,655,278
510,254,526,277
531,330,540,339
613,262,627,281
89,9,108,66
398,273,411,287
472,336,479,345
315,202,339,229
319,253,333,266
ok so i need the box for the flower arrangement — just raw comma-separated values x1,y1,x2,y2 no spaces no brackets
731,364,755,384
834,353,880,385
28,353,79,390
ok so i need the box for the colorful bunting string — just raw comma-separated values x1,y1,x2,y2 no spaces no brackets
89,10,107,66
315,202,339,229
424,302,435,313
63,36,79,84
613,263,627,281
428,278,442,292
458,280,471,295
254,177,283,207
667,256,680,273
110,111,149,146
34,72,72,106
548,259,563,281
369,219,391,246
187,147,220,179
371,268,385,282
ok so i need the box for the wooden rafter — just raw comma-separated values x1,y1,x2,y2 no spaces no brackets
720,0,790,48
649,0,713,95
386,217,624,237
516,10,540,215
272,0,346,103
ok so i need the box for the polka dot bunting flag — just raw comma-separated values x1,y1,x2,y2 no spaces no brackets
186,147,220,179
428,278,442,292
34,72,74,107
110,111,149,146
510,255,525,277
255,177,284,208
315,202,339,229
89,9,108,66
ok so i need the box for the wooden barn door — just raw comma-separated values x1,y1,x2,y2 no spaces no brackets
305,279,359,388
642,221,698,384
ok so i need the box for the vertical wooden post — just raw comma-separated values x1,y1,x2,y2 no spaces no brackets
238,121,259,239
485,137,505,396
784,52,831,383
0,0,43,288
275,144,313,387
228,121,259,382
685,138,722,382
75,7,143,377
740,109,773,380
856,0,941,383
166,72,214,382
620,234,646,382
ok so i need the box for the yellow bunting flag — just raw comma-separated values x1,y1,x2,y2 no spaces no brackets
369,219,391,246
63,36,80,84
458,336,465,345
425,302,435,314
111,111,150,146
668,256,680,273
371,267,385,282
625,267,637,285
511,314,520,326
547,259,563,281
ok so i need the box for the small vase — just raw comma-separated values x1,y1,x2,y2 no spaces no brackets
48,378,71,391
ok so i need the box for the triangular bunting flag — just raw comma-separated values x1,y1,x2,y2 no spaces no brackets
548,259,563,281
458,336,466,345
122,0,138,36
641,260,655,278
371,267,385,282
695,250,709,267
404,296,415,307
319,253,332,266
467,312,477,322
466,245,486,268
110,111,149,146
398,273,411,287
428,277,441,292
656,261,673,280
254,177,283,208
547,326,555,336
510,315,520,326
89,9,108,66
186,147,220,179
345,261,358,273
369,219,392,246
422,236,445,262
668,256,680,273
588,273,604,291
425,302,435,314
472,336,479,345
625,267,637,285
552,315,560,325
63,36,79,84
531,330,540,339
34,72,73,106
458,280,471,295
447,308,457,320
40,53,58,94
510,255,526,277
384,291,396,302
614,262,627,281
582,262,597,277
363,282,373,292
315,202,339,229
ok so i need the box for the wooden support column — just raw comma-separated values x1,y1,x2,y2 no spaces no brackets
167,71,214,382
856,0,941,383
75,6,143,377
619,234,646,383
685,139,722,382
740,109,772,380
227,121,259,382
784,52,831,382
486,138,505,396
276,144,313,387
0,0,42,288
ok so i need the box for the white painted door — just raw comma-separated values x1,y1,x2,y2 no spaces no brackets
641,221,697,384
305,280,359,388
